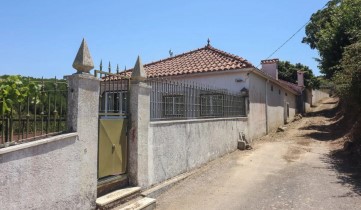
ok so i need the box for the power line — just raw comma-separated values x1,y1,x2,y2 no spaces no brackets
263,21,310,61
258,2,329,68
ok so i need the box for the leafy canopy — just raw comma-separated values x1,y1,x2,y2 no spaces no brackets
303,0,361,78
334,39,361,105
0,75,40,115
278,61,320,89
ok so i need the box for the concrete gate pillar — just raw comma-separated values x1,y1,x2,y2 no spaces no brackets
128,56,151,188
66,38,100,209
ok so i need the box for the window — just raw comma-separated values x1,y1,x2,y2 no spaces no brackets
271,85,273,91
285,92,288,96
200,94,224,116
163,95,184,117
101,91,127,114
279,89,281,95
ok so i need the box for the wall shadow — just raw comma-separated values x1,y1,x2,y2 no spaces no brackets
301,99,361,196
324,151,361,196
300,105,350,141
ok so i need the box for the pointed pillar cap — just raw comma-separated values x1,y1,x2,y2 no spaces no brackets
131,56,147,81
72,38,94,73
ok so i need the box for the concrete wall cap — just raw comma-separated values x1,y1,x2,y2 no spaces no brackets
150,117,248,126
0,133,78,155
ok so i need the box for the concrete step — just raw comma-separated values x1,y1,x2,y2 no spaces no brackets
96,187,141,210
113,197,156,210
98,174,129,197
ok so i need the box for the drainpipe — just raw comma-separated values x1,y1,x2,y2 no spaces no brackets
265,79,269,134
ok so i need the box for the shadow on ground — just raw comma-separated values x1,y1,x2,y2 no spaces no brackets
325,151,361,196
300,100,350,141
301,98,361,196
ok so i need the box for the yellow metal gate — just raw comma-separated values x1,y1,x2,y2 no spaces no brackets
96,70,130,179
98,118,128,178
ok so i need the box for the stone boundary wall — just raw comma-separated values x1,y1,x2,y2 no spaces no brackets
0,133,97,210
312,89,330,105
147,117,248,186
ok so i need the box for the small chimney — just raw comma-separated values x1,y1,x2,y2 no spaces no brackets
261,59,279,80
297,70,305,87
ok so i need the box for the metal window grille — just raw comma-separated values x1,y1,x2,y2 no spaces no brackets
147,78,246,121
200,94,224,116
163,95,185,117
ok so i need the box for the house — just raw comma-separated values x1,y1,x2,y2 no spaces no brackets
102,42,328,188
109,43,304,140
1,40,330,209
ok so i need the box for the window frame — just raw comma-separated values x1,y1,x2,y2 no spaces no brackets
162,94,185,117
102,91,128,115
200,94,224,117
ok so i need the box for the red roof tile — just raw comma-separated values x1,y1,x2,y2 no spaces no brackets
278,79,303,94
107,45,254,80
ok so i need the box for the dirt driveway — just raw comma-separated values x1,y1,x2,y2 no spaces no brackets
155,97,361,210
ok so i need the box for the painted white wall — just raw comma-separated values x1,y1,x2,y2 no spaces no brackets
304,88,313,112
160,70,298,139
267,82,285,132
167,70,249,93
147,117,248,186
285,89,297,121
248,73,267,140
266,82,297,132
0,133,97,210
248,73,297,139
312,89,329,106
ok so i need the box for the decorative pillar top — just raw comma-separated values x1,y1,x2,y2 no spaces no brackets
131,56,147,81
72,38,94,74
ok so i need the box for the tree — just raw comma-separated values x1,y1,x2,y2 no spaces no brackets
278,61,320,89
302,0,361,78
334,39,361,105
0,75,40,116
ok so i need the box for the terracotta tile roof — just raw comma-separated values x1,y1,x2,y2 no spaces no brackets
261,58,279,64
278,79,303,94
106,45,254,80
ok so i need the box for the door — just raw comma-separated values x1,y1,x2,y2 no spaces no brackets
97,78,130,179
98,118,127,178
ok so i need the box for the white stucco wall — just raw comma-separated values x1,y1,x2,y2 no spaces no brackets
285,90,297,122
147,117,248,186
312,89,329,106
266,82,297,132
167,70,249,93
248,73,267,140
304,89,313,112
248,73,297,138
266,82,284,132
0,133,97,210
169,71,298,138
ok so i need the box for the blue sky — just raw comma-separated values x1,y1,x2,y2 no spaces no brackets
0,0,329,78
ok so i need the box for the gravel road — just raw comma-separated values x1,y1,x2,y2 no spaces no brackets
155,97,361,210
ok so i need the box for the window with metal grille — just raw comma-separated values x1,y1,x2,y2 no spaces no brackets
163,95,185,117
200,94,224,116
101,91,127,114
